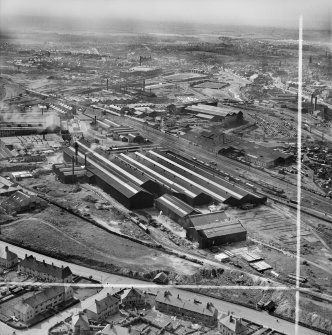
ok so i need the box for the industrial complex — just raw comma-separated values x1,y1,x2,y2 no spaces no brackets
0,7,331,335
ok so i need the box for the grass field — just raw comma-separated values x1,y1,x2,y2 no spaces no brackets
0,205,199,275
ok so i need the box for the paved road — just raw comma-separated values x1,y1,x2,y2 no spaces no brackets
0,241,326,335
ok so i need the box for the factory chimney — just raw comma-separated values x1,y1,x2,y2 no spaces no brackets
74,142,79,165
143,79,145,92
139,56,142,66
94,115,97,125
84,154,87,167
72,156,75,180
310,94,314,105
314,97,318,110
107,79,109,91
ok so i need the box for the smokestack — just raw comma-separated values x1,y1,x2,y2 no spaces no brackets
140,56,142,66
84,154,87,167
311,94,314,105
94,115,97,125
43,132,45,140
107,79,109,91
74,142,79,156
72,156,75,179
314,97,317,110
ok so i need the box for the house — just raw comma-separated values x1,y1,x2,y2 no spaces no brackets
120,288,145,309
218,314,248,335
72,312,92,335
85,293,120,322
0,190,47,214
155,290,218,327
18,255,73,283
153,272,168,284
0,245,18,268
13,286,73,323
99,323,139,335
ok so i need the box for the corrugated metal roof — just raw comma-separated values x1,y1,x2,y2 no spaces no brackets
156,193,198,218
137,152,227,202
67,147,144,198
120,153,197,198
148,151,242,200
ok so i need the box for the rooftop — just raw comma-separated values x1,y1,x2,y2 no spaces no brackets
156,290,218,317
19,255,72,279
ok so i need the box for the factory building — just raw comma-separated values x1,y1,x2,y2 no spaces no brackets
119,152,212,206
155,290,218,327
53,162,93,184
185,104,243,125
185,212,247,249
155,193,201,227
62,144,264,209
144,150,266,206
63,146,154,209
219,143,294,169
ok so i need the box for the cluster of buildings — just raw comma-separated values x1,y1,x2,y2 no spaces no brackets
57,142,265,247
13,286,74,323
0,190,48,215
71,289,259,335
0,246,75,324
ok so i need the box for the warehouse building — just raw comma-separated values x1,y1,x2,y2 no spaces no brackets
155,193,201,227
219,143,294,168
120,152,212,206
185,212,247,248
185,104,243,125
155,290,218,327
63,146,154,209
53,162,93,184
145,150,266,206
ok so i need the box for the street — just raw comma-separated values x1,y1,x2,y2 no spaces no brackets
0,241,325,335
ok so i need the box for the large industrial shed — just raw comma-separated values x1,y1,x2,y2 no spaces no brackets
144,150,266,206
119,153,212,206
110,156,160,195
155,193,201,227
185,212,247,248
63,146,154,209
77,141,160,196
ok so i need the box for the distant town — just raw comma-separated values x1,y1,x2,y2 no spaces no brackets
0,13,331,335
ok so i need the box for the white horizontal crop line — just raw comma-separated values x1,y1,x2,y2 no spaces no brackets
0,281,317,293
150,151,241,199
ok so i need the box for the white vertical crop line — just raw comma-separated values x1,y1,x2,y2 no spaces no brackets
295,15,303,335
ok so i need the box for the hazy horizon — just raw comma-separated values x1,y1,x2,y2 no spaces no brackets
0,0,331,32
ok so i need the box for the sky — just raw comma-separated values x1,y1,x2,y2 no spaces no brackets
0,0,331,31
